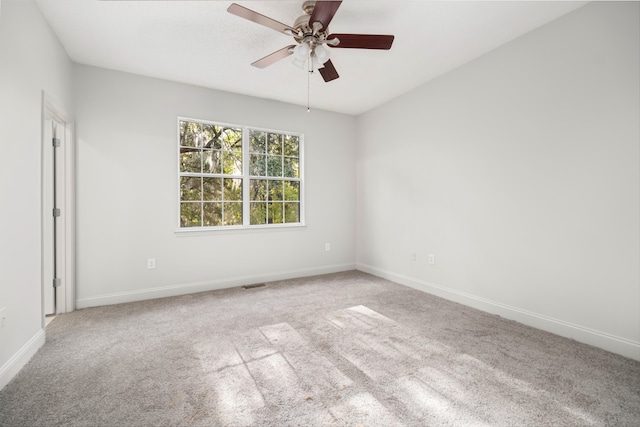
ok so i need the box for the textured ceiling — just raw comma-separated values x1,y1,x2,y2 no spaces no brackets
35,0,587,115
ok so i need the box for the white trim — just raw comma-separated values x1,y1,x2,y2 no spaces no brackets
177,117,305,230
76,263,355,309
0,329,45,391
357,263,640,361
175,223,307,235
42,92,76,316
63,120,76,313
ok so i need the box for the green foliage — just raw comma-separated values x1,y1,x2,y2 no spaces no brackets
250,130,266,153
180,177,201,201
268,202,284,224
203,202,222,226
224,202,242,225
180,121,200,147
180,148,201,173
284,181,299,201
180,202,202,227
180,120,301,228
285,203,300,223
250,202,267,225
250,180,267,201
203,178,222,200
203,150,222,174
223,178,242,201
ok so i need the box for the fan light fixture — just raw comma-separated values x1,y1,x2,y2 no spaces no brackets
290,12,335,74
291,38,330,73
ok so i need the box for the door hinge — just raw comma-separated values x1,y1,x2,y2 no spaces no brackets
53,278,62,287
52,138,61,147
53,208,61,217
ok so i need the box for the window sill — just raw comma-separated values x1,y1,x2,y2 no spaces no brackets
175,223,307,236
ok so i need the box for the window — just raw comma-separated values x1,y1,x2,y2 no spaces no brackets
178,118,303,229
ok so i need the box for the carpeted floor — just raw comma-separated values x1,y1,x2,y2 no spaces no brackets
0,271,638,426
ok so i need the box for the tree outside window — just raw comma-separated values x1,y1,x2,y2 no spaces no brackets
179,119,303,229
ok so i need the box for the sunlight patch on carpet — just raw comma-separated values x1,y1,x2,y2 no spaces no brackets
215,364,265,426
395,375,490,426
330,392,404,426
260,322,353,392
246,353,308,406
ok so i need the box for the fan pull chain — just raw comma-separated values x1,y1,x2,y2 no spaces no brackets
307,51,311,113
307,70,311,113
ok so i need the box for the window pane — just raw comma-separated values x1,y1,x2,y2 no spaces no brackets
223,178,242,201
203,150,222,174
223,151,242,175
283,157,299,178
249,154,266,176
180,202,202,227
180,176,201,201
202,124,222,149
224,202,243,225
283,135,299,157
180,148,201,173
222,128,242,151
250,179,267,201
250,202,267,225
285,202,299,223
179,120,301,230
268,133,283,155
267,155,282,177
268,181,283,201
250,130,266,153
284,181,299,201
203,202,222,226
268,202,284,224
180,121,201,147
203,178,222,201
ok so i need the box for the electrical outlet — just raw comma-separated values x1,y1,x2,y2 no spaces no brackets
0,307,6,329
428,254,435,265
410,252,416,261
147,258,156,269
325,243,331,252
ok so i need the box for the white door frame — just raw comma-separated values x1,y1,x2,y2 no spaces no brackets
41,92,75,322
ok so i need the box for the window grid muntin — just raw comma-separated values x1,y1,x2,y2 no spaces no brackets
179,118,303,230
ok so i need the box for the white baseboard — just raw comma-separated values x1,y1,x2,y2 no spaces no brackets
0,328,45,391
357,263,640,361
76,263,356,309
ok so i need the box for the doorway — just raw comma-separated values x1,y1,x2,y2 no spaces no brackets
42,94,75,324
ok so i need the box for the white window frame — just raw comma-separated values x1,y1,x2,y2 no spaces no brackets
176,117,305,232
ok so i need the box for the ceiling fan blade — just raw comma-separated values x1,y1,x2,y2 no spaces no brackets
251,45,295,69
328,34,395,50
319,59,339,82
309,0,342,31
227,3,296,35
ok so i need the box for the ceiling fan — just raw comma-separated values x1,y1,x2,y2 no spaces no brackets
227,0,395,82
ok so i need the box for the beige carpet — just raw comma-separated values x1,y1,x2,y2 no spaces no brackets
1,271,638,426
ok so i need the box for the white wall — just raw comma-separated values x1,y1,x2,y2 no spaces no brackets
73,65,356,307
356,1,639,360
0,0,73,388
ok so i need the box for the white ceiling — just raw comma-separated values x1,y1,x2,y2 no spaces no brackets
35,0,588,115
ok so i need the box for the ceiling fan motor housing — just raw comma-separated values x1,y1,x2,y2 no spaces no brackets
293,1,329,47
